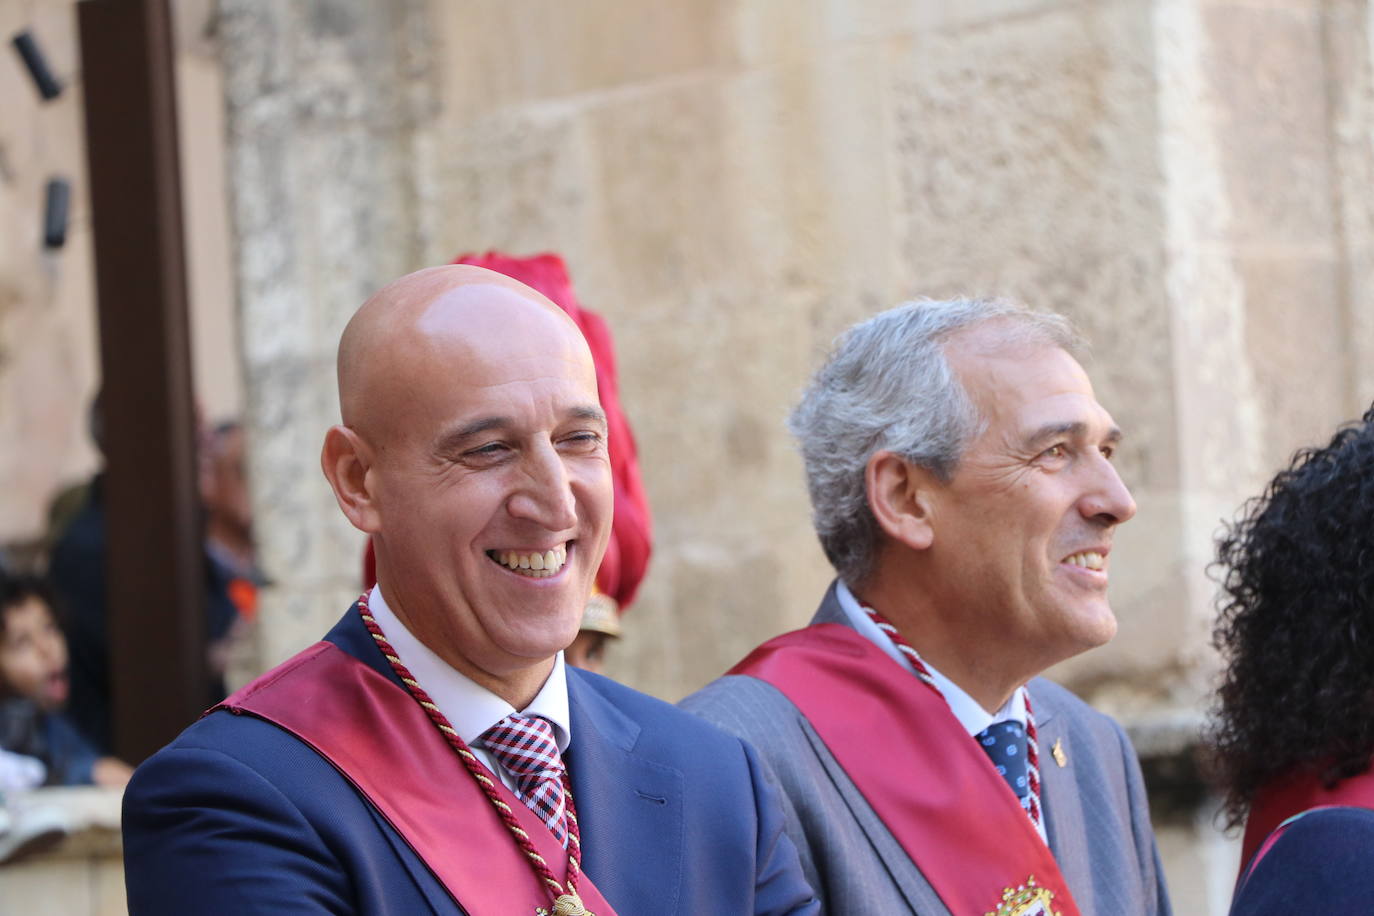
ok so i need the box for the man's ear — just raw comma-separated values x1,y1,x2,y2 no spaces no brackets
865,450,936,551
321,425,381,534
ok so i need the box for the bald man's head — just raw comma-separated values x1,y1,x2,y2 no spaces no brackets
337,265,589,443
320,264,614,702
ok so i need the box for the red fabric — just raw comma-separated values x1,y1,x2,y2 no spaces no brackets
731,624,1080,916
227,578,259,622
217,642,618,916
1241,765,1374,874
362,252,652,615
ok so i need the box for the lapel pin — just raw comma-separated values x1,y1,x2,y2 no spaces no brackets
1051,738,1067,768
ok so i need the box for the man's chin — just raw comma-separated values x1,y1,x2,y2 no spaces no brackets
1069,603,1119,650
496,620,585,664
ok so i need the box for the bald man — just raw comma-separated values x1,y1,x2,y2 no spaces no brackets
121,267,819,916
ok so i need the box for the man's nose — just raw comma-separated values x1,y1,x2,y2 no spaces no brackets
507,445,578,530
1081,458,1137,525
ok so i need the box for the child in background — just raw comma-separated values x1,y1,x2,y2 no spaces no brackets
0,572,130,788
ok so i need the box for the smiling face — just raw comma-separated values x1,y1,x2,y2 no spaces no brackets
923,326,1137,666
328,270,613,691
0,597,69,712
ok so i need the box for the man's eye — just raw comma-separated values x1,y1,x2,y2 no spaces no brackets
466,442,508,458
1041,444,1068,460
1100,444,1116,460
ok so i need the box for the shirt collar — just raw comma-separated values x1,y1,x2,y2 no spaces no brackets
833,579,1027,737
366,584,572,752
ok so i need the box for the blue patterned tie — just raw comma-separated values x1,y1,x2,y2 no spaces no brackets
976,719,1030,810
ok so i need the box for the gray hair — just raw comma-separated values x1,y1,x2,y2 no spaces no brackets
788,297,1080,585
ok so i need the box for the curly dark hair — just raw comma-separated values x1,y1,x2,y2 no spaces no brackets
1210,403,1374,829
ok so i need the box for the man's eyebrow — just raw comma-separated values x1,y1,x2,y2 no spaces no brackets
569,405,608,425
1025,421,1123,449
435,417,510,453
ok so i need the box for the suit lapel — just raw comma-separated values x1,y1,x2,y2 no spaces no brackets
809,582,848,627
323,603,409,688
565,672,685,914
1029,680,1093,903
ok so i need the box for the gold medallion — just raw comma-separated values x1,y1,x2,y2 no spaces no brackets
551,892,591,916
986,875,1060,916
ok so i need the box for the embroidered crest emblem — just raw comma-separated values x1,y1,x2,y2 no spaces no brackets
986,875,1061,916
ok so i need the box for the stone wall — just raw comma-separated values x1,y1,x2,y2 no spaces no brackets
0,0,101,548
223,0,1374,701
216,0,439,664
0,788,125,916
0,0,242,550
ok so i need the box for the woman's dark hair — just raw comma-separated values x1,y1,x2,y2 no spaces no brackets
1210,403,1374,829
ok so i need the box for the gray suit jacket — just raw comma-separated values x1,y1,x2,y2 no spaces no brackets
680,586,1171,916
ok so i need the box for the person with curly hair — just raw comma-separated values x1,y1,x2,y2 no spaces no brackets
1211,403,1374,913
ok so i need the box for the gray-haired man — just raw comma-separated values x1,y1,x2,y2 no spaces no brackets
682,299,1171,915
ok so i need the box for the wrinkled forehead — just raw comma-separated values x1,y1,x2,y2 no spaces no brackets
366,288,598,440
946,328,1115,437
946,320,1091,391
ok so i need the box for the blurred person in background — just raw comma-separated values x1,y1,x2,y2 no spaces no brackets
363,251,653,675
203,420,266,623
0,571,131,788
1211,403,1374,913
47,391,243,753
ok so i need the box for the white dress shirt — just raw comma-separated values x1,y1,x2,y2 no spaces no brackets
366,585,572,793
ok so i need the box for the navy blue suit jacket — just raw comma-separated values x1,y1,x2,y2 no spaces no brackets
1230,806,1374,914
122,609,819,915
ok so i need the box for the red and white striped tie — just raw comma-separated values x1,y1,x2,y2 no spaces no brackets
480,714,570,848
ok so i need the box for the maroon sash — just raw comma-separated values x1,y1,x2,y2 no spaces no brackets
1241,765,1374,874
731,623,1080,916
215,641,617,916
